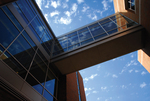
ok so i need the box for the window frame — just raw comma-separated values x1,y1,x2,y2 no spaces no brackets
125,0,136,12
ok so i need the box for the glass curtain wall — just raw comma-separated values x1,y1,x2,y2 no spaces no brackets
53,13,138,56
0,0,58,101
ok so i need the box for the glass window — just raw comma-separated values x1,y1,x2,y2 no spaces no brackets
113,17,129,26
68,43,80,51
2,6,23,31
16,0,35,22
45,69,56,96
94,33,108,40
42,33,50,42
102,21,118,32
59,39,68,49
31,17,45,38
1,51,27,79
68,32,77,37
0,46,4,56
29,25,41,42
0,9,20,48
26,73,43,95
81,38,93,45
107,29,118,35
13,2,29,24
79,30,92,42
126,0,135,11
37,49,48,65
68,35,79,47
78,27,88,33
99,18,111,25
42,44,50,55
43,90,54,101
29,54,47,85
89,24,105,37
8,34,35,70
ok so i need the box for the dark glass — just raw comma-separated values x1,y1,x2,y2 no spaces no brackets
29,25,41,42
102,21,118,32
59,39,68,49
58,36,68,42
107,29,118,35
68,43,80,51
94,33,107,40
0,9,20,48
127,22,137,28
45,69,56,95
42,33,50,42
81,38,93,45
44,40,53,53
30,54,47,85
131,3,135,10
22,31,36,48
68,31,77,37
68,35,79,47
88,23,99,29
1,51,27,79
31,17,44,38
26,0,36,15
45,30,52,39
79,30,92,42
99,18,111,25
8,34,35,70
43,89,54,101
16,0,35,22
42,44,50,55
0,46,4,55
2,6,23,31
37,49,48,65
131,0,134,2
78,27,88,33
12,2,29,24
90,25,105,37
26,73,43,95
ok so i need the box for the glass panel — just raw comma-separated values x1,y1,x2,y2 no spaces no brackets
26,0,36,15
30,54,47,85
45,69,56,95
90,24,105,37
1,51,27,79
78,27,88,33
68,32,77,37
44,40,53,53
42,33,50,42
110,14,121,20
107,29,118,35
13,2,29,24
88,23,99,29
99,18,111,25
29,25,41,42
59,39,68,49
42,44,50,55
16,0,35,22
131,3,135,10
0,46,4,55
68,35,79,47
31,17,45,38
26,73,43,95
102,21,118,32
37,49,48,65
22,31,36,49
8,34,35,70
0,9,20,48
79,30,92,42
58,36,67,42
2,6,23,31
68,43,80,51
43,90,54,101
94,33,107,40
113,17,129,26
81,38,93,45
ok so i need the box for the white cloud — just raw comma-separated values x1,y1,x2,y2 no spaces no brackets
50,10,60,17
58,17,72,25
62,3,68,8
77,0,84,4
92,91,98,93
45,1,50,8
86,92,90,96
84,87,92,92
66,0,69,2
36,0,43,9
121,85,127,89
82,5,90,12
101,86,107,90
64,11,71,17
140,82,146,88
83,74,98,83
71,3,78,14
109,0,113,2
51,0,61,8
141,71,146,75
102,0,108,11
135,70,139,73
88,14,97,20
112,74,118,78
129,69,133,73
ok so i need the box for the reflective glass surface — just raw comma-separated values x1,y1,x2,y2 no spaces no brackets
0,9,19,48
29,25,41,42
43,90,54,101
0,46,4,55
81,38,93,45
2,6,23,31
37,49,48,65
8,34,35,69
16,0,35,22
79,30,92,42
90,24,105,37
99,18,111,24
59,39,68,49
94,33,107,40
102,21,117,32
68,35,79,46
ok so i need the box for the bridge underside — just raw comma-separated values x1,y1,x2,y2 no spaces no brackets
51,25,145,74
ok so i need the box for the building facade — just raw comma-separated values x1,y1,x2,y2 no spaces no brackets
0,0,150,101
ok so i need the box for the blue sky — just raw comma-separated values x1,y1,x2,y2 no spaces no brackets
35,0,150,101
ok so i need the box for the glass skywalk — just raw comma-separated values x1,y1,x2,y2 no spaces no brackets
52,13,138,57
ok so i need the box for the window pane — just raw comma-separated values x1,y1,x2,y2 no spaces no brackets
94,33,107,40
59,39,68,49
1,51,27,79
45,69,56,95
0,9,20,48
102,21,118,32
29,25,41,42
16,0,35,22
90,24,105,37
37,49,48,65
68,35,79,47
42,33,50,42
26,73,43,95
2,6,23,31
81,38,93,45
68,43,80,51
107,29,118,35
68,32,77,37
0,46,4,56
42,44,50,55
99,18,111,25
79,30,92,42
30,54,47,85
8,34,35,70
43,90,54,101
113,17,129,26
78,27,88,33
